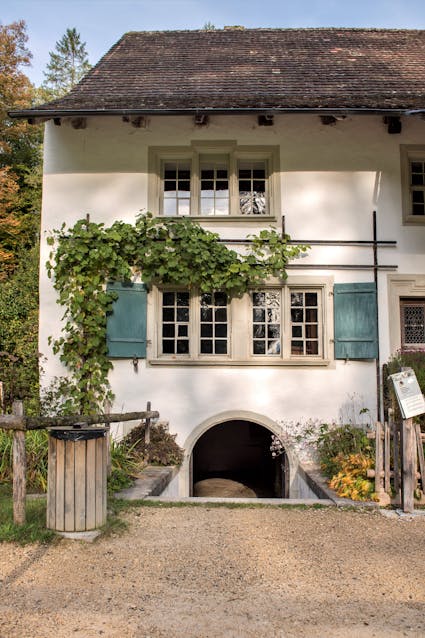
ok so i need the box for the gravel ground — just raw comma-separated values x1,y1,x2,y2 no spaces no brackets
0,505,425,638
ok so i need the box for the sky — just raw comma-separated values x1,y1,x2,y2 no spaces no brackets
3,0,425,86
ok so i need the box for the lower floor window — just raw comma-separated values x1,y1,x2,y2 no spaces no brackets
400,298,425,349
161,290,229,357
159,285,324,360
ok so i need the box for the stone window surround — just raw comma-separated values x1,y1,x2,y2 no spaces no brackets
148,140,280,221
400,144,425,225
388,274,425,353
148,276,333,366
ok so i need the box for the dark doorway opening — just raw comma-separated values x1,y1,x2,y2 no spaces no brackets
192,420,288,498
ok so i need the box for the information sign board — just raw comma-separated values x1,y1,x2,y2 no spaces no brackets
390,367,425,419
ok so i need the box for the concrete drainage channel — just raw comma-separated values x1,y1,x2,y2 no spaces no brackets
114,464,378,509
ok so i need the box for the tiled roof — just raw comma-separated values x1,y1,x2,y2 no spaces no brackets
16,28,425,114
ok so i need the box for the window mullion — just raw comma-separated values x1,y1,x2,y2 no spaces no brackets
229,153,238,216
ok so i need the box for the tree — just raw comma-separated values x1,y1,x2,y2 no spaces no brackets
0,244,40,413
0,21,42,280
43,27,91,98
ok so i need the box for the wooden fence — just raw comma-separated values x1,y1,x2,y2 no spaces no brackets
0,400,158,525
368,409,425,512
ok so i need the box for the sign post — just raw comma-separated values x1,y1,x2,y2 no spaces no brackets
390,368,425,513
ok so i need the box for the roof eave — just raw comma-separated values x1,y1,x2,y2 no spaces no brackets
8,106,425,120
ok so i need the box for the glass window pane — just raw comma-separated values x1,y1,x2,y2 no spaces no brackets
291,341,304,354
200,307,212,322
176,340,189,354
201,324,213,337
306,325,318,339
253,292,265,306
306,341,319,355
215,324,227,338
176,308,189,322
177,200,190,216
200,340,213,354
201,199,215,215
163,292,175,306
291,308,304,323
163,199,177,215
253,341,266,354
253,324,265,338
215,340,227,354
163,340,175,354
215,198,229,215
162,324,175,338
162,308,174,322
305,293,318,306
215,308,227,322
178,325,188,337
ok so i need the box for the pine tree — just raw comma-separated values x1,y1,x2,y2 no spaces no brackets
43,27,91,98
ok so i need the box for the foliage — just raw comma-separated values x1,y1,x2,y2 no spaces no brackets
123,423,184,467
47,213,308,413
0,21,42,279
0,487,55,544
107,439,145,494
328,453,376,501
316,423,376,501
42,27,91,98
0,244,40,413
0,429,48,492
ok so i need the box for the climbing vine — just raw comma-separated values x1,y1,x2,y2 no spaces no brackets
47,213,308,414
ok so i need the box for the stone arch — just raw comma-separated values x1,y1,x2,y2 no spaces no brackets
178,410,298,497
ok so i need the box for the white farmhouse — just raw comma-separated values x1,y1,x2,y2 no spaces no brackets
11,28,425,497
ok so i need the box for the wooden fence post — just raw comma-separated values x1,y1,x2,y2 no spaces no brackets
12,400,26,525
145,401,151,446
401,417,416,514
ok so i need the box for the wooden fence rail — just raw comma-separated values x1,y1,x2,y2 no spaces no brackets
1,400,159,525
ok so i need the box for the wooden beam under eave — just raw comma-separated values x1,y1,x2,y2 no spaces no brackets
71,117,87,130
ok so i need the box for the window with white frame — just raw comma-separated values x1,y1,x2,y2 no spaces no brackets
148,143,279,219
251,288,322,359
156,285,325,362
401,145,425,224
160,289,229,357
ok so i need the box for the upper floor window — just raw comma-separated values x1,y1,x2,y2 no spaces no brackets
401,145,425,224
149,143,279,219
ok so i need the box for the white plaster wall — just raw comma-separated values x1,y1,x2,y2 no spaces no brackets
39,114,425,471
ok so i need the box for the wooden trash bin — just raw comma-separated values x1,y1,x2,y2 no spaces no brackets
47,427,107,532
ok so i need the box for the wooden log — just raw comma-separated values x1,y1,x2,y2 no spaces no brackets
24,410,159,430
401,418,416,514
0,415,27,430
415,423,425,492
12,401,26,525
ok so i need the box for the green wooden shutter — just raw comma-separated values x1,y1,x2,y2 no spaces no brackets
334,283,378,360
106,282,147,358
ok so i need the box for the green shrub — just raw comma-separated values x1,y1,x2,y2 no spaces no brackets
316,423,374,479
316,423,376,500
123,423,184,467
0,429,48,492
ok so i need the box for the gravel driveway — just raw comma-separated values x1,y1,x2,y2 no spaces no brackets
0,505,424,638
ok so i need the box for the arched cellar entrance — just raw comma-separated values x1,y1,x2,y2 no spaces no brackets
191,420,289,498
